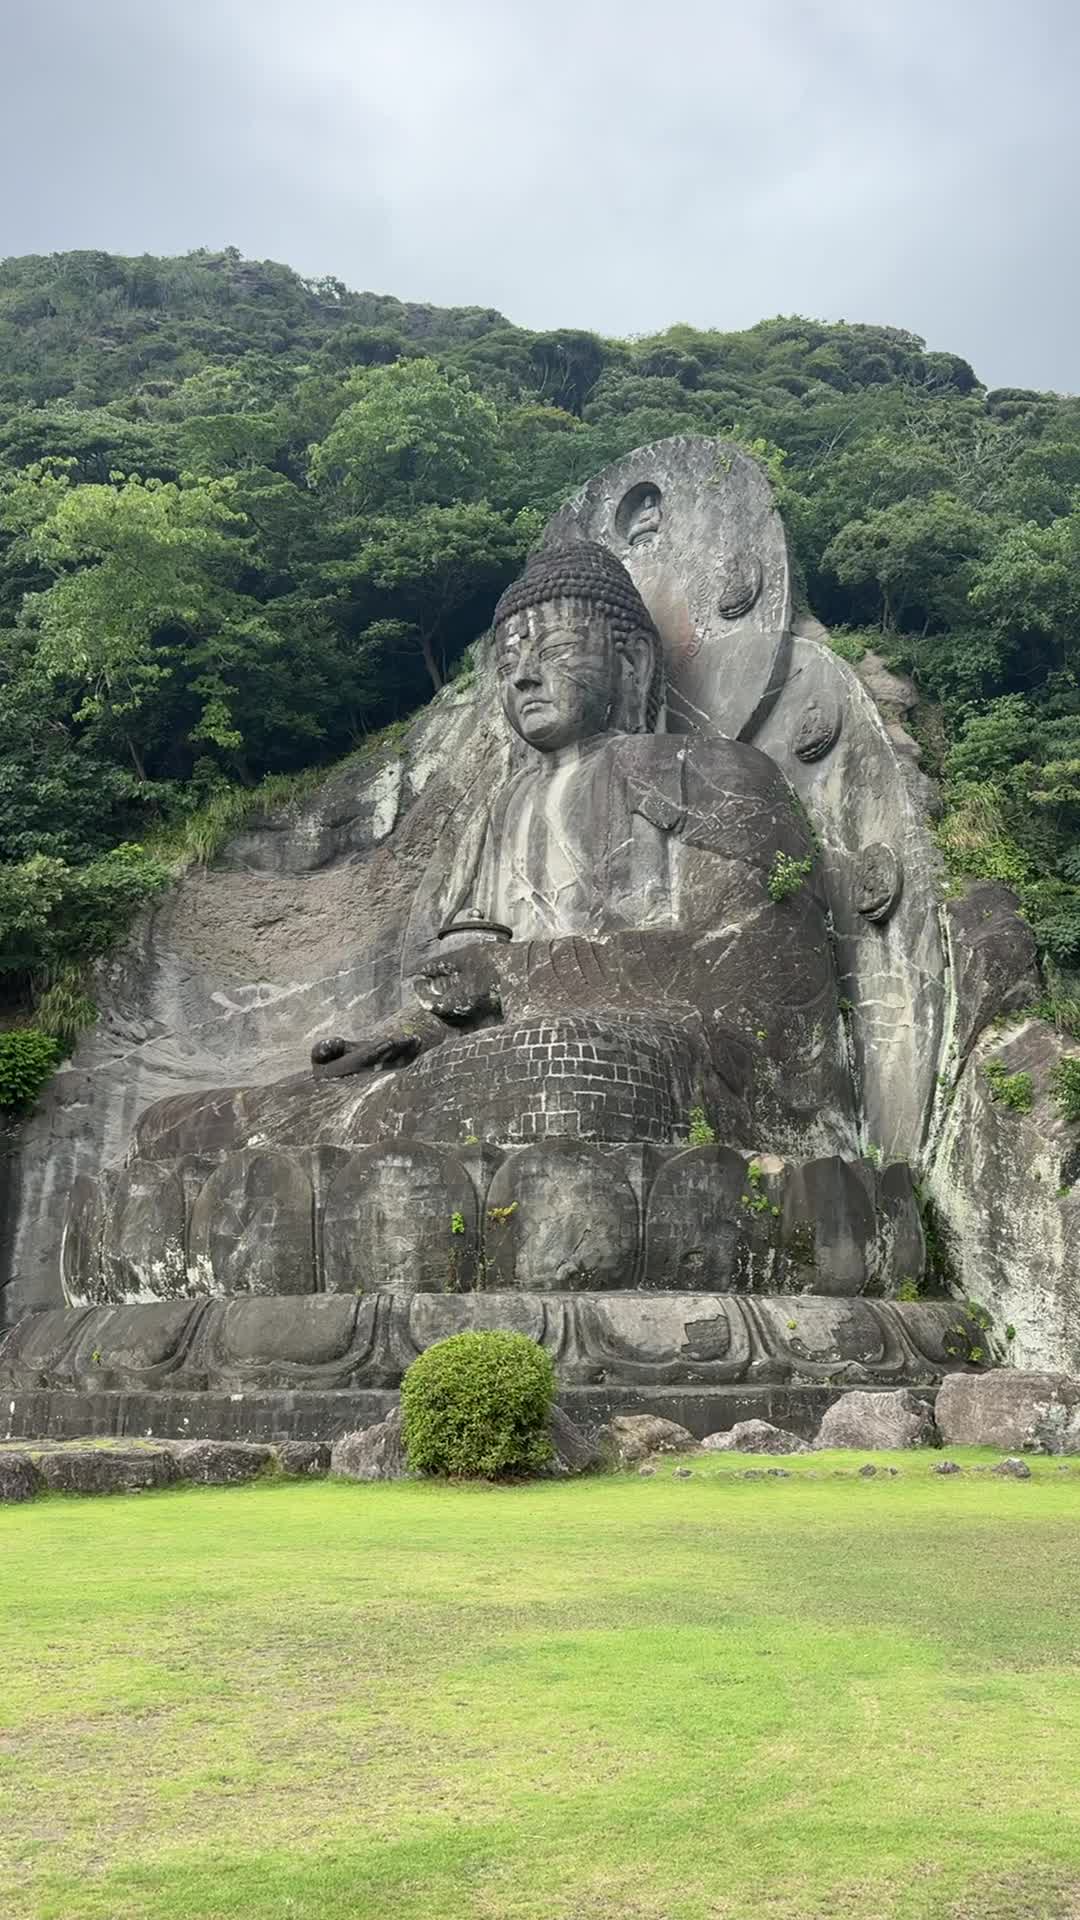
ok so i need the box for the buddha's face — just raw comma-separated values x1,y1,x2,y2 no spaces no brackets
496,600,637,751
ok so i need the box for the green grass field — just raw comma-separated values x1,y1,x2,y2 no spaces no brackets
4,1453,1080,1920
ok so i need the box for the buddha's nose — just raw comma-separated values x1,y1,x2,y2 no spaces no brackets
512,648,541,690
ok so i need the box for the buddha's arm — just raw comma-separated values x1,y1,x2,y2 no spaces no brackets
310,941,504,1080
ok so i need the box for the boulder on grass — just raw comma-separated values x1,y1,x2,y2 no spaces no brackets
172,1441,274,1485
275,1441,332,1477
597,1414,698,1468
936,1371,1080,1454
331,1407,406,1481
816,1388,936,1450
701,1419,810,1456
0,1451,42,1502
544,1407,602,1475
37,1447,178,1495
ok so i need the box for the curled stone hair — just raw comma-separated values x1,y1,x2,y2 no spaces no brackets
493,539,665,732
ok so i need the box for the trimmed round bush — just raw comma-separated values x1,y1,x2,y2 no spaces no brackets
401,1330,555,1479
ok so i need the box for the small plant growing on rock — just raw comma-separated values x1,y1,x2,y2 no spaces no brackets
402,1330,554,1479
449,1211,466,1236
767,851,813,904
741,1160,773,1215
984,1058,1035,1113
687,1106,716,1146
1051,1055,1080,1123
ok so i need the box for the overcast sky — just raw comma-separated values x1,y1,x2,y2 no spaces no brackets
3,0,1076,391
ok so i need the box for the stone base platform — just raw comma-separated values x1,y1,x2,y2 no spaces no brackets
1,1381,936,1445
0,1289,986,1444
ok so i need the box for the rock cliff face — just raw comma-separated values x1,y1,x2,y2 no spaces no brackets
0,679,506,1325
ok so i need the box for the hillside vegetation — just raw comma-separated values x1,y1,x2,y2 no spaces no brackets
2,246,1080,1097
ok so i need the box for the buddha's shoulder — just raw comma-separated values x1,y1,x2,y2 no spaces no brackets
611,730,789,798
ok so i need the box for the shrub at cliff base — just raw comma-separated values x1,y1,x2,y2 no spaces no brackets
401,1330,555,1478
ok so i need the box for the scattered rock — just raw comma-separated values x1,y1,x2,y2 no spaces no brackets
701,1418,810,1456
767,1467,791,1478
673,1466,693,1479
37,1447,178,1496
331,1407,406,1482
992,1456,1032,1479
816,1388,936,1450
171,1440,274,1486
597,1414,698,1469
858,1463,878,1478
545,1406,602,1475
936,1371,1080,1454
0,1451,42,1502
275,1441,332,1477
742,1469,767,1481
638,1464,656,1478
934,1459,963,1475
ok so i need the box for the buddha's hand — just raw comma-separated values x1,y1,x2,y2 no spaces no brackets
412,942,501,1024
310,1023,424,1078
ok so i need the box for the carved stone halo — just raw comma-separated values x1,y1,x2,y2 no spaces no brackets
854,844,903,924
792,696,842,763
614,481,663,546
715,551,763,620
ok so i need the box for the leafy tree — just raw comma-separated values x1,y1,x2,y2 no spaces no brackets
308,358,501,511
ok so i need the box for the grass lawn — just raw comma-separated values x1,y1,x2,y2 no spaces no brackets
4,1451,1080,1920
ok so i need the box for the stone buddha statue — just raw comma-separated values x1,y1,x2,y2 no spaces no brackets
5,448,992,1442
132,540,854,1168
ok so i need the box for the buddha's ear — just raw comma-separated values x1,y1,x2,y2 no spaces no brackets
615,629,656,733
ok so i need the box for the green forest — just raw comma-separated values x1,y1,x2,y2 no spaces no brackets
2,245,1080,1105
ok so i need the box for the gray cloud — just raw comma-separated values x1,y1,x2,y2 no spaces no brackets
2,0,1077,389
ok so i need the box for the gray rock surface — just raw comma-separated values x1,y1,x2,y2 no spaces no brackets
171,1440,274,1485
331,1407,407,1481
936,1370,1080,1453
599,1413,698,1467
927,1020,1080,1375
991,1456,1032,1479
944,883,1040,1068
0,1451,41,1501
545,1406,602,1475
37,1446,178,1495
815,1388,936,1450
701,1419,810,1455
275,1441,332,1476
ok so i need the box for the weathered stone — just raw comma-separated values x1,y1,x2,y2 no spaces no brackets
638,1464,656,1477
701,1419,810,1456
815,1388,936,1450
275,1441,331,1476
992,1456,1032,1479
926,1021,1080,1377
934,1459,963,1475
545,1406,601,1475
0,1451,41,1501
598,1413,698,1468
37,1446,178,1495
936,1371,1080,1454
858,1463,878,1477
172,1440,274,1485
945,883,1040,1067
331,1407,407,1481
673,1466,693,1479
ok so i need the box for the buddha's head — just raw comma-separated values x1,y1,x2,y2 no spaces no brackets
492,541,664,752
